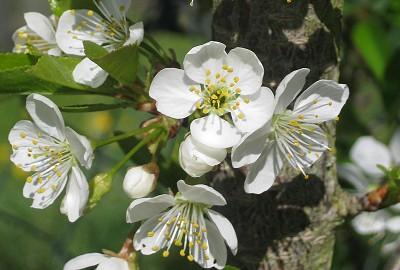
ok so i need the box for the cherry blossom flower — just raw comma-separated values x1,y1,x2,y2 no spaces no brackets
56,0,144,88
13,12,61,56
64,252,129,270
232,68,349,194
8,94,94,222
149,41,274,149
126,180,237,269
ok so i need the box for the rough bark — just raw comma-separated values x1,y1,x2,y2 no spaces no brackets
210,1,348,269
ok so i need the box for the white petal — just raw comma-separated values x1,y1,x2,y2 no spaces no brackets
205,219,227,269
149,68,200,119
233,86,275,133
26,94,66,141
73,58,109,88
96,258,129,270
293,81,349,123
48,47,62,56
190,115,242,149
225,47,264,95
184,135,227,166
351,211,388,235
183,41,227,83
206,209,238,255
60,166,89,222
65,127,94,169
177,180,226,206
386,217,400,233
12,26,30,50
97,0,131,18
350,136,391,177
337,163,370,193
24,163,70,209
8,120,56,172
24,12,55,43
126,194,175,223
179,135,226,177
245,142,283,194
64,253,108,270
133,213,164,255
123,22,144,46
56,10,106,56
231,121,270,168
123,166,157,199
389,128,400,165
274,68,310,113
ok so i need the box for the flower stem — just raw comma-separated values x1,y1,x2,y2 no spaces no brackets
109,128,163,176
94,124,163,149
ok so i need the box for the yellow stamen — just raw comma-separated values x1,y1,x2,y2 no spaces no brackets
162,250,170,257
87,10,94,16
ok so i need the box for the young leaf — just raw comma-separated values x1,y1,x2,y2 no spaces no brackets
0,53,37,70
84,41,139,86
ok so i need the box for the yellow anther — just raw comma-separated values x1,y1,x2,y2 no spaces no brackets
12,144,18,150
37,188,46,194
56,171,62,177
20,132,27,139
180,249,186,257
162,250,170,257
201,242,208,250
293,140,300,146
205,69,211,76
187,255,194,262
220,77,226,83
201,228,207,232
304,175,309,180
287,154,293,159
238,112,245,119
18,32,28,39
289,120,300,127
38,177,43,184
222,64,229,70
175,240,183,247
158,217,163,222
32,139,38,145
147,231,155,237
227,67,234,73
202,108,210,114
231,106,237,110
236,102,241,106
31,165,37,171
235,88,241,94
189,86,197,92
51,185,57,191
26,176,33,183
298,115,305,120
196,101,202,109
328,101,333,106
211,94,218,100
315,114,319,118
215,73,221,79
205,255,210,260
335,116,340,121
205,79,211,85
189,242,194,248
230,83,235,87
151,246,160,252
243,97,250,104
313,99,318,104
234,77,240,83
87,10,94,16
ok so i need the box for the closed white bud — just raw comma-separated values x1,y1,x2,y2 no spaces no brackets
179,135,227,177
123,163,159,199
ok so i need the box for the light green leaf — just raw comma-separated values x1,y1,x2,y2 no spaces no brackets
224,266,240,270
352,21,390,81
0,53,37,70
84,41,139,86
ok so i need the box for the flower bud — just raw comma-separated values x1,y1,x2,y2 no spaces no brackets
88,172,113,210
179,135,227,177
123,163,159,199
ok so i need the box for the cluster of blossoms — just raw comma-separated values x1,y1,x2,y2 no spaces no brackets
339,129,400,253
150,41,349,194
13,0,144,88
8,1,352,269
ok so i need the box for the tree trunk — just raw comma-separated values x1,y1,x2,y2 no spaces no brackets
210,1,347,269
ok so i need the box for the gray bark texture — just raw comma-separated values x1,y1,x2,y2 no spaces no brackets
210,1,348,269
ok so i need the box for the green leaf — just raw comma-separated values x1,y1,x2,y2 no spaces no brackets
28,55,88,90
84,41,139,86
48,0,97,17
352,21,390,81
224,266,240,270
0,53,38,70
116,132,152,165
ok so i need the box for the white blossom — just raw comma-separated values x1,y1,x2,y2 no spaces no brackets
338,130,400,252
127,180,238,269
64,252,129,270
13,12,61,56
8,94,94,222
149,41,274,149
179,134,227,177
123,163,158,199
56,0,144,88
232,68,349,194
